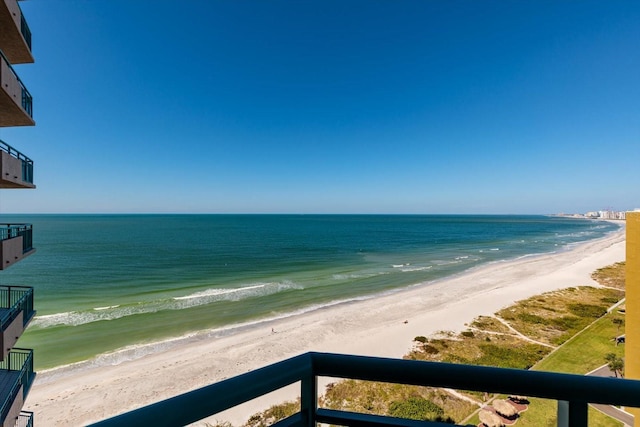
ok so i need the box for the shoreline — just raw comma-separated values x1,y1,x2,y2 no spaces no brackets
34,222,622,375
25,228,626,426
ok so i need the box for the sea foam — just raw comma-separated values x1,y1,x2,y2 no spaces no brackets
31,281,301,328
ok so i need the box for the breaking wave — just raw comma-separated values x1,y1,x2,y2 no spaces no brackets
31,281,301,329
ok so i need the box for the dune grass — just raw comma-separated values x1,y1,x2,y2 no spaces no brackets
591,262,626,290
496,287,623,346
243,262,626,426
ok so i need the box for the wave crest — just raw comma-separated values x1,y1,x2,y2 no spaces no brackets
31,281,301,329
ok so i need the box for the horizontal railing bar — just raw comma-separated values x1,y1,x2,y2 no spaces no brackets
88,353,312,427
0,285,33,291
0,224,33,244
316,408,456,427
0,139,33,164
310,352,640,408
91,351,640,427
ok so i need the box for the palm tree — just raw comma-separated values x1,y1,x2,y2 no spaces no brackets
605,353,624,378
612,317,624,331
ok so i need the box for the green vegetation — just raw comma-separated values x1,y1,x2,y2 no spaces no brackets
612,317,624,331
409,330,550,370
244,400,300,427
243,262,626,427
496,287,623,346
605,353,624,378
533,310,625,375
591,262,626,290
509,399,622,427
470,315,511,333
322,380,475,423
568,303,607,318
388,397,454,423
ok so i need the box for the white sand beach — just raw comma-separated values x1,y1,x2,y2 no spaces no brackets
25,227,626,426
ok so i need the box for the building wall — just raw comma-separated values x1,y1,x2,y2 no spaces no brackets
0,54,22,109
1,150,23,185
0,236,24,269
0,311,24,360
2,0,21,29
625,211,640,419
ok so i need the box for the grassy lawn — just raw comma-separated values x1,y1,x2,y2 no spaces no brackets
533,310,625,374
513,399,622,427
510,310,626,427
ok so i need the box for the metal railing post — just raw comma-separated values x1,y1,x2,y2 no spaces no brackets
557,400,588,427
300,355,317,427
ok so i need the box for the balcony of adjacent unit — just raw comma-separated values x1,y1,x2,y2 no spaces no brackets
0,225,35,270
0,349,34,427
0,49,33,127
0,287,34,362
0,0,33,64
0,140,34,189
14,411,32,427
90,352,640,427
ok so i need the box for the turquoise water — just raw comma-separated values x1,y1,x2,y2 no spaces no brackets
0,214,620,369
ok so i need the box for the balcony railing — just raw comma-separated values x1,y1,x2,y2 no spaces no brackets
0,224,33,254
89,352,640,427
0,49,33,119
0,139,34,184
19,14,31,51
0,349,34,424
21,85,32,117
0,286,34,330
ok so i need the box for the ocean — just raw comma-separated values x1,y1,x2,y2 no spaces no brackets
0,214,620,370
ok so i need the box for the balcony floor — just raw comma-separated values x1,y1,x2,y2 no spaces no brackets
0,370,20,403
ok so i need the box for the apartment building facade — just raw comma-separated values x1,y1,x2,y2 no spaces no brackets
0,0,37,426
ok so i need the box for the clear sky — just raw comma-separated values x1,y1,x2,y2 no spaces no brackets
1,0,638,214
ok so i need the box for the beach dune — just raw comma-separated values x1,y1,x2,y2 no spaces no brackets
25,229,626,426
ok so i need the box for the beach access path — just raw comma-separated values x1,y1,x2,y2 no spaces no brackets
24,227,626,426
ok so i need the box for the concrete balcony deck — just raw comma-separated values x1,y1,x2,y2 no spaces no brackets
0,225,35,270
0,50,33,127
0,141,34,189
0,0,33,64
89,352,640,427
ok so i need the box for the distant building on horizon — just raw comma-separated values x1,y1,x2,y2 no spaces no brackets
584,210,627,220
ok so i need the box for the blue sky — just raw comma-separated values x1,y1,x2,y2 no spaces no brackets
1,0,638,214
